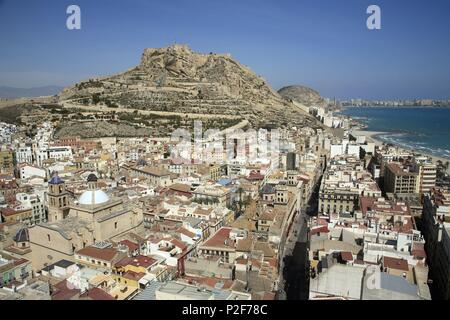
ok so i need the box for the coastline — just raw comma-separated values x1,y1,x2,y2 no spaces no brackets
350,128,450,165
341,105,450,109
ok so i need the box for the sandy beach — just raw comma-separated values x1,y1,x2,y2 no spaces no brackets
350,128,450,166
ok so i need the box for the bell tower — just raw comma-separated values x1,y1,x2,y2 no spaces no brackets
47,173,69,222
87,173,98,190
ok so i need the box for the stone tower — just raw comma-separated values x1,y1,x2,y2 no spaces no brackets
47,173,69,222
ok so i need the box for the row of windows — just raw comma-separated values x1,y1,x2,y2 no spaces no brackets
76,255,108,267
321,194,355,200
202,249,229,256
321,204,351,211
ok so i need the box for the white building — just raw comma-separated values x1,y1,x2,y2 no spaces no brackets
15,192,46,225
19,165,46,180
47,146,73,161
16,146,33,164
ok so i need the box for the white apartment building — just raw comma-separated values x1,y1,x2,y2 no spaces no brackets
16,146,33,164
417,163,437,194
15,192,46,225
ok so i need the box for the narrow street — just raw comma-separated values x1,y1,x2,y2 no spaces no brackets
280,174,322,300
283,214,309,300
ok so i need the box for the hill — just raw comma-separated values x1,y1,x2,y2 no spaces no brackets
278,85,325,107
59,45,321,129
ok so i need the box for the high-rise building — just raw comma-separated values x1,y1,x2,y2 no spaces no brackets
417,163,437,194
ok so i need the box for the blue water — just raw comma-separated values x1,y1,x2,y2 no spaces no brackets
339,107,450,160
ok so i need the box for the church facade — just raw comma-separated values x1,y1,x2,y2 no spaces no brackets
29,174,143,271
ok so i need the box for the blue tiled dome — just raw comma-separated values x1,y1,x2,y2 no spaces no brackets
49,175,64,185
13,228,29,243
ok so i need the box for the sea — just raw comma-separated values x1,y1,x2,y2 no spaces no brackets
339,107,450,160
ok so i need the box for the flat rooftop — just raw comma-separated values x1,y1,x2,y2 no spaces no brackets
310,264,364,300
156,281,213,300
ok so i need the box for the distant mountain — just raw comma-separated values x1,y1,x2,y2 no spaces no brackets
59,44,321,129
0,85,64,99
278,85,325,107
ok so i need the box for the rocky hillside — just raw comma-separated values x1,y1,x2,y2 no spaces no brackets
59,45,321,129
278,85,325,107
54,121,153,139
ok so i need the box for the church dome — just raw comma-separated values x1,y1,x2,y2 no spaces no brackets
13,228,29,242
78,189,110,205
49,175,64,185
87,174,98,182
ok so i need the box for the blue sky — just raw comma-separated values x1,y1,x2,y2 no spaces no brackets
0,0,449,99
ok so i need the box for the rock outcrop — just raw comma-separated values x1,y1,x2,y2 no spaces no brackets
59,45,321,129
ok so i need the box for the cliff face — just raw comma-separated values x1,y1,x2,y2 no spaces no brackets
137,44,283,103
59,45,321,129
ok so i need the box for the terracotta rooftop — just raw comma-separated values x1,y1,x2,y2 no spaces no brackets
360,197,410,216
201,227,235,249
76,246,119,262
139,166,170,177
0,207,17,217
80,287,115,300
51,280,80,300
169,183,191,193
310,225,329,236
340,251,354,262
236,237,253,252
115,255,157,269
177,227,197,239
119,239,139,252
122,270,146,281
182,276,234,290
170,238,188,252
383,256,409,272
412,242,427,259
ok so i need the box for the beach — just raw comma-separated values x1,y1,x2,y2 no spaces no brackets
350,128,450,167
